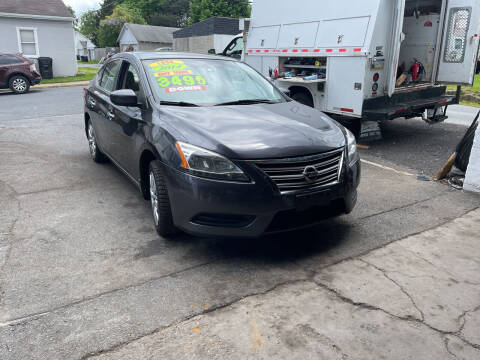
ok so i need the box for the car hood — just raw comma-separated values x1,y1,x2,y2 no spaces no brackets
158,101,346,160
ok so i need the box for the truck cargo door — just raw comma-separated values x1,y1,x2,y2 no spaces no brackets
436,0,480,85
387,0,406,97
246,25,280,51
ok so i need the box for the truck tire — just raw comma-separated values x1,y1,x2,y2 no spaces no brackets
292,92,314,107
9,75,30,94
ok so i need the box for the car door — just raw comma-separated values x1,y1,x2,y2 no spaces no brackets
109,60,150,178
0,55,23,87
436,0,480,85
0,55,8,87
92,59,122,157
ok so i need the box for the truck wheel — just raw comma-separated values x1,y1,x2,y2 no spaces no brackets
292,92,314,107
9,75,30,94
149,160,179,238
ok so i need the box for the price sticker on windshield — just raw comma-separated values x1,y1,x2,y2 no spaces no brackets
149,60,188,72
150,60,208,93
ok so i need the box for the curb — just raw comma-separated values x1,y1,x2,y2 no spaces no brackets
34,81,90,89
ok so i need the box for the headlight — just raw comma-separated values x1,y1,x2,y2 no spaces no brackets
175,142,249,182
345,129,359,165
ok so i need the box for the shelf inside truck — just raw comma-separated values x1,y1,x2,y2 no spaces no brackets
283,64,326,70
277,77,326,84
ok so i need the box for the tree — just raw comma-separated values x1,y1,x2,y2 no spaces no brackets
121,0,165,21
97,4,147,47
189,0,250,25
78,10,102,45
150,0,190,27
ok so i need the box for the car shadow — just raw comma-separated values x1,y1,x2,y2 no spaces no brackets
0,88,43,96
135,215,352,266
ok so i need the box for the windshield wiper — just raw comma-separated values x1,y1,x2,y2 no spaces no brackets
160,101,200,107
215,99,278,106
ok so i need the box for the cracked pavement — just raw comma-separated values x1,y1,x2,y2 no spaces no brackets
90,210,480,360
0,86,479,359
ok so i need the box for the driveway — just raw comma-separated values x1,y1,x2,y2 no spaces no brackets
0,86,478,359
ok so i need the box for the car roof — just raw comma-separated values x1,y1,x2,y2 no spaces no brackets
113,51,236,62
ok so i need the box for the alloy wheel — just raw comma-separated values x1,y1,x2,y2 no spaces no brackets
87,123,97,157
149,171,159,225
12,78,27,92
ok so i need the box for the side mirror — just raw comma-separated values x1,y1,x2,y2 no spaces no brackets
110,89,138,107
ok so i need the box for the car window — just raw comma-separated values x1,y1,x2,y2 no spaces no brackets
143,58,284,106
121,63,141,95
0,55,24,65
99,60,121,92
224,38,243,59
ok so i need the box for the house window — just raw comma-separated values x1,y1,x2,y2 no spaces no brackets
17,28,39,57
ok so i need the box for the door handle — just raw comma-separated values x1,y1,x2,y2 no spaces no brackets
107,111,115,121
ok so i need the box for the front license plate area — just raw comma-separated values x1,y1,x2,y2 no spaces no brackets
295,190,331,211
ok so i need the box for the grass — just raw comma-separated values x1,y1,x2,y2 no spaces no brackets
446,74,480,106
447,74,480,93
40,67,98,84
77,60,100,64
459,100,480,108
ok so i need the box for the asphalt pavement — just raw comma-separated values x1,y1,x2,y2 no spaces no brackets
0,86,479,359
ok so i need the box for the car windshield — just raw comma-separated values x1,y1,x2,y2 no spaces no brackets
142,58,285,106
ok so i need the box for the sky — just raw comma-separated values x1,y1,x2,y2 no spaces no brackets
63,0,102,15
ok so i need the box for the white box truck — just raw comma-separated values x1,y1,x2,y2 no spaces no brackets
241,0,480,138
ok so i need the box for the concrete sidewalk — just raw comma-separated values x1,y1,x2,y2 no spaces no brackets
92,209,480,360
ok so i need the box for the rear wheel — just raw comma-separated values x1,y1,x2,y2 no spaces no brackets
87,121,108,163
9,75,30,94
149,160,178,238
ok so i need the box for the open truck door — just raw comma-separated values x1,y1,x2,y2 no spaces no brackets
387,0,406,97
437,0,480,85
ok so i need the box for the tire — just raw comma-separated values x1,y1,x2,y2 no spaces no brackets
148,160,179,238
292,92,314,107
87,120,108,163
9,75,30,94
455,112,479,172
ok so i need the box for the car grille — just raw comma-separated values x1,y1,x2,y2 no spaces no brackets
254,148,344,193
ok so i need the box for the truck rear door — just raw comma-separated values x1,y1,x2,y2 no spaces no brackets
387,0,406,97
436,0,480,85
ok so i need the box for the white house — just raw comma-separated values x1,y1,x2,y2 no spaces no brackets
118,23,179,52
75,31,95,61
0,0,77,77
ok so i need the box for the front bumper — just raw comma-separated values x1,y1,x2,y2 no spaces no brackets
162,159,361,238
30,71,42,85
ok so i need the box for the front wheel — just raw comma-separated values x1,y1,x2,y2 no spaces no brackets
9,75,30,94
149,161,179,238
